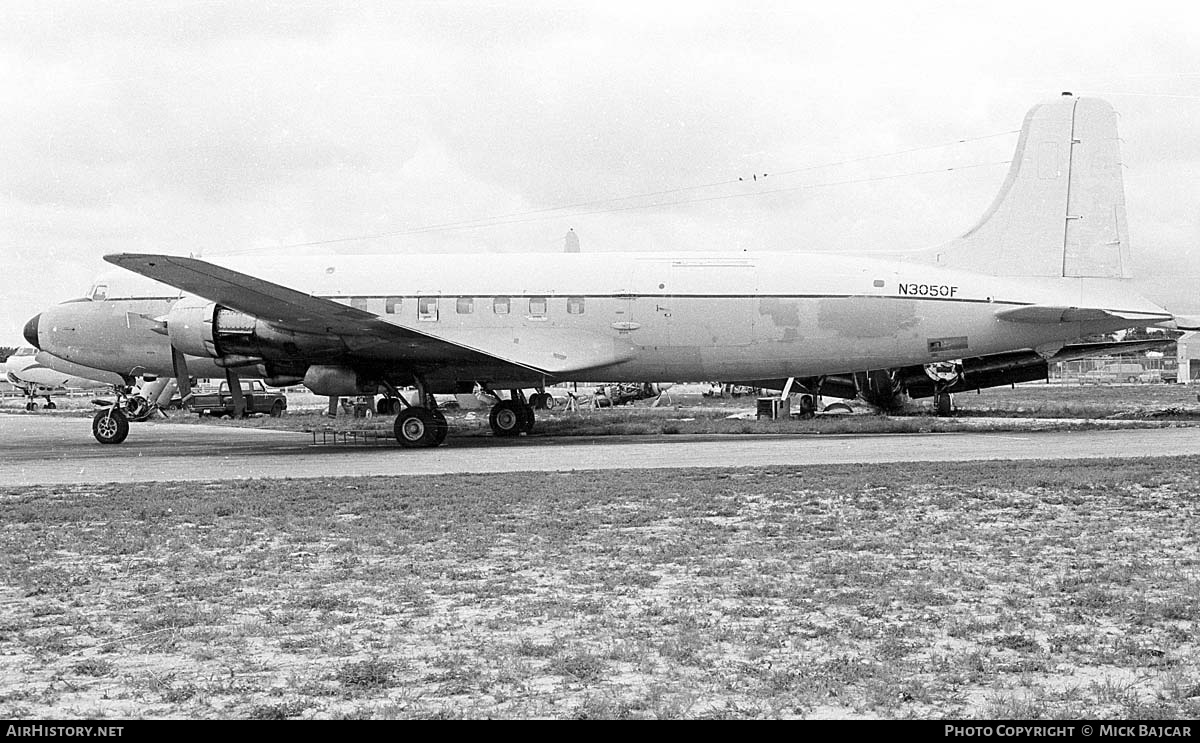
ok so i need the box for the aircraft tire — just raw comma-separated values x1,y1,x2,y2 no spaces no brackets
489,400,523,437
431,409,449,445
92,409,130,445
518,404,535,433
934,392,953,417
377,397,402,415
45,401,56,410
395,407,439,448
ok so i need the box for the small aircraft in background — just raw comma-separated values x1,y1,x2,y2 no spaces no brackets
2,347,115,410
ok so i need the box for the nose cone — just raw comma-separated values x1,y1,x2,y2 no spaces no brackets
23,314,40,349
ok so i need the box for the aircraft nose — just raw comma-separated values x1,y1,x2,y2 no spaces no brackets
23,313,40,349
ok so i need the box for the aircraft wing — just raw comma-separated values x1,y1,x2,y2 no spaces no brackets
106,253,389,335
995,305,1174,325
104,253,633,375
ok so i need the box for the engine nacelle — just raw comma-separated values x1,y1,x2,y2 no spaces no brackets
303,365,379,397
165,296,344,363
165,296,219,358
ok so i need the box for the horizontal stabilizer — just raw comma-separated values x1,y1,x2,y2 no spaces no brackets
1162,315,1200,331
996,305,1172,325
1047,338,1176,363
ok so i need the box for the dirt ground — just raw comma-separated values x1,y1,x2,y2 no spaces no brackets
2,459,1198,719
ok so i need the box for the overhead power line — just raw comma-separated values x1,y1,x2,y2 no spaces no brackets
216,130,1018,255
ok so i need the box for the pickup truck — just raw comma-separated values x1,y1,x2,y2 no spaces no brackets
189,380,288,417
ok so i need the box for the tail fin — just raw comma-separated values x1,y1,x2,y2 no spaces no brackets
932,94,1131,279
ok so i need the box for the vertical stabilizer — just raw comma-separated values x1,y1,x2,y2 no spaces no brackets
932,95,1131,278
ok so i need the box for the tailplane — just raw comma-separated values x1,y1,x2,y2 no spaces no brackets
931,94,1131,279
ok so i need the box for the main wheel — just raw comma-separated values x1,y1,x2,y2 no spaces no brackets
394,407,440,448
489,400,523,437
431,409,449,445
45,401,57,410
934,392,953,417
518,403,535,433
92,409,130,445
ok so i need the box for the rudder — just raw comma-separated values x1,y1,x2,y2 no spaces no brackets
931,94,1131,279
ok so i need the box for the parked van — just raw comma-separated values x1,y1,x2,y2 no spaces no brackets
1081,362,1157,384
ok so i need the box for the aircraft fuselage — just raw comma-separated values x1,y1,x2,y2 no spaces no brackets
33,251,1167,391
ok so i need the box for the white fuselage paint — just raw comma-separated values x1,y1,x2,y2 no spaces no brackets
38,251,1168,388
2,348,113,392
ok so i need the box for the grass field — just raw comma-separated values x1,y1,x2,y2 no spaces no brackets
3,458,1199,719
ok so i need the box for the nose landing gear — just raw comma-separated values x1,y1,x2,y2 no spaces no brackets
92,407,130,445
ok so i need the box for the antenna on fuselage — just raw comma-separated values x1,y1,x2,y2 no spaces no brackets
564,228,580,253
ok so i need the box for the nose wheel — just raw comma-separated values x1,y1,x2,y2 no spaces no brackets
92,408,130,445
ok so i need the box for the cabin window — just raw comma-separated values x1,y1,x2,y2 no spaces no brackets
493,296,510,314
567,296,585,315
90,284,108,301
350,297,369,311
528,296,548,317
456,297,474,314
418,296,439,321
385,297,402,314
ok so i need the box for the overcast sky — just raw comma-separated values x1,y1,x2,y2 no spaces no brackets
2,0,1198,343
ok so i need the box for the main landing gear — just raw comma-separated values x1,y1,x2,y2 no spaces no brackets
22,393,55,411
488,390,536,437
390,378,448,448
933,391,954,417
394,406,449,448
388,382,541,448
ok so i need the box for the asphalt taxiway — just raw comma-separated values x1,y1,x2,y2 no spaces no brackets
1,413,1196,486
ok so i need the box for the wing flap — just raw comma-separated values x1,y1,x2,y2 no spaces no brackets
421,326,636,375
